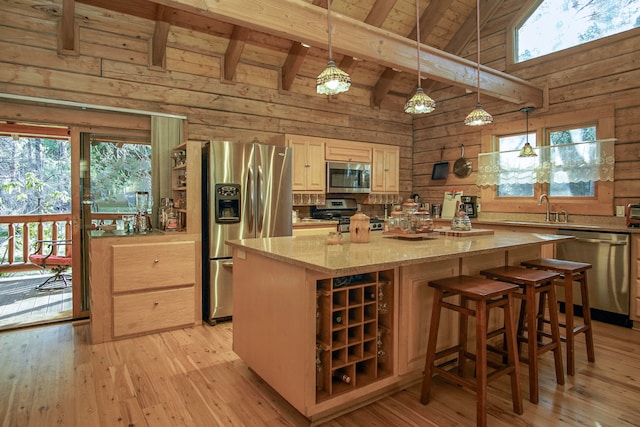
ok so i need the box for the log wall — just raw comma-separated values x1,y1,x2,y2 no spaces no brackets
412,1,640,214
0,0,414,195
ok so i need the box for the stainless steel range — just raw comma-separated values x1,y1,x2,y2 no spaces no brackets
311,198,384,232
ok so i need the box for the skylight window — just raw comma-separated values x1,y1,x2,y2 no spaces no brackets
516,0,640,63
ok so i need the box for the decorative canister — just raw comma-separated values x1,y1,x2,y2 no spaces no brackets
349,211,371,243
451,205,472,231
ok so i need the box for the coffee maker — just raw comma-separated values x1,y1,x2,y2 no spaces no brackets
460,196,477,218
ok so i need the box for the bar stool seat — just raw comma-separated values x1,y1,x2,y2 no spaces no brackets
420,275,523,427
521,258,595,376
480,266,565,404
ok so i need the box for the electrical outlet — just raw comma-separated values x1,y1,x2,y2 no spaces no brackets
616,206,625,217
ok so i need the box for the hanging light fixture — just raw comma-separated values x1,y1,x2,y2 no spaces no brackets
518,106,537,157
316,0,351,95
404,0,435,114
464,0,493,126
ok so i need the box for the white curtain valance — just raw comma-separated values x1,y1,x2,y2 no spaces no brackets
476,139,615,187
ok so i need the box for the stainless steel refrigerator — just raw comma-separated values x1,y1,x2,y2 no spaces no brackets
202,141,292,324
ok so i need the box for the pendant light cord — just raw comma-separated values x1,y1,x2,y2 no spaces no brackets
327,0,333,60
475,0,481,104
416,0,421,88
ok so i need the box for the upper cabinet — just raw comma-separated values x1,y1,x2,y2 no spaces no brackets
285,135,326,192
371,145,399,193
325,139,372,163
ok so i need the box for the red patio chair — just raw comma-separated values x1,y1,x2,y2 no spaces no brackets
28,239,72,291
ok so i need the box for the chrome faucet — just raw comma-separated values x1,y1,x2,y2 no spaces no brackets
539,194,550,222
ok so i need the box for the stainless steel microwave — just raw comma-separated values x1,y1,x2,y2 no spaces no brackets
326,162,371,193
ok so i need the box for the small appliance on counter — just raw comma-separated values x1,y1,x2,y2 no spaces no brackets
626,203,640,227
460,195,477,218
312,198,384,232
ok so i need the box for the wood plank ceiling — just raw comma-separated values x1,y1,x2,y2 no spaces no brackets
65,0,543,109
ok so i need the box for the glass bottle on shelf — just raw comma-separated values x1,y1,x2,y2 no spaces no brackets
166,201,180,231
378,280,388,313
332,369,351,384
316,343,324,391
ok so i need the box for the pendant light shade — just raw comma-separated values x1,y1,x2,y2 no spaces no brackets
316,0,351,95
404,0,435,114
464,0,492,126
518,106,537,157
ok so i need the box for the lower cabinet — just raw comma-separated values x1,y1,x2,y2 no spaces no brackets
315,270,394,402
90,233,201,343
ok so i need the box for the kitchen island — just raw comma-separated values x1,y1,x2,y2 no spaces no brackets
226,231,570,424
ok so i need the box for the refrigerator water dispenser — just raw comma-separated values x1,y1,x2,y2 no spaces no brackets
215,183,241,223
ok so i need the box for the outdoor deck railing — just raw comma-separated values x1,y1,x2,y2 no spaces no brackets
0,213,122,275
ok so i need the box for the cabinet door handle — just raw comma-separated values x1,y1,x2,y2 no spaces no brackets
154,258,159,263
154,301,159,305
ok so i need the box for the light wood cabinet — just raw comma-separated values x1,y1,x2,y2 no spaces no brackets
371,145,399,193
286,135,325,192
90,233,201,343
168,140,201,233
292,223,338,236
325,139,372,163
315,270,394,401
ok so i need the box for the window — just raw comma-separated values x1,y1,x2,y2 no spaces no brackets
0,135,71,215
496,132,536,197
90,139,152,214
478,107,615,216
515,0,640,63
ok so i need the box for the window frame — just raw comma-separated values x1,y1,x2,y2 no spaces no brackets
479,106,615,216
506,0,640,72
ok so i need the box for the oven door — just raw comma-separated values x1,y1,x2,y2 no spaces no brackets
327,162,371,193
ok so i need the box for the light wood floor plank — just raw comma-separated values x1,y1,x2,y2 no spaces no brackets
1,319,640,426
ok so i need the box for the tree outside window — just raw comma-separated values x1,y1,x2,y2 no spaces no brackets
516,0,640,63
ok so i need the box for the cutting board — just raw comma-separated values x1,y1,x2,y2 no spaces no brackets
438,227,494,237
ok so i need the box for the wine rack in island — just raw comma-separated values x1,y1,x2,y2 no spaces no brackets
315,270,394,402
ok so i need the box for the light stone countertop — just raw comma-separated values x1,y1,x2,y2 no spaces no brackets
226,230,570,275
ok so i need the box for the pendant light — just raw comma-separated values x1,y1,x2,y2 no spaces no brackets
316,0,351,95
518,106,537,157
404,0,436,114
464,0,493,126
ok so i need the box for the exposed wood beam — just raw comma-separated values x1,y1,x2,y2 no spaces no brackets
282,42,310,91
61,0,75,50
151,5,172,68
0,123,70,138
148,0,543,106
365,0,398,28
372,0,448,107
372,68,400,107
224,26,251,81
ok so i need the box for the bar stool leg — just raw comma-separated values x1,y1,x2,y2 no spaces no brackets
548,284,565,384
580,276,596,363
524,285,539,404
564,275,576,376
475,299,488,427
421,288,443,404
458,295,469,377
504,293,523,415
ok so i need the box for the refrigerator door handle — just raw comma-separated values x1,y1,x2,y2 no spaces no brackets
257,164,264,234
247,166,254,233
221,261,233,269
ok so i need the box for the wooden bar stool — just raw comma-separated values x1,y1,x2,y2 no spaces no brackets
521,258,595,376
420,275,523,427
480,266,565,404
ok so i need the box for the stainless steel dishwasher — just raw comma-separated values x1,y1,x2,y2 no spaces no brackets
556,229,631,327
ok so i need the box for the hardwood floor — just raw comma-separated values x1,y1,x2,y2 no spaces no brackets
0,319,639,426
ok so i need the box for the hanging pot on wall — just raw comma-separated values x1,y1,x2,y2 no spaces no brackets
453,144,473,178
